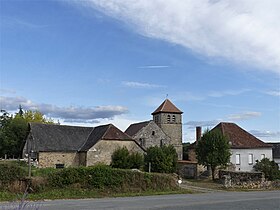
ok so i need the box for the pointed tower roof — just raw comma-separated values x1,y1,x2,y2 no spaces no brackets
152,99,183,115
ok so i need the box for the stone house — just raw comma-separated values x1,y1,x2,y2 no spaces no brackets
188,122,273,172
125,99,183,160
125,120,171,150
23,123,144,168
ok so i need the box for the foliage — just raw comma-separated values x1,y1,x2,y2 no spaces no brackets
253,158,280,181
47,165,177,191
0,108,55,158
0,163,27,185
111,147,144,169
196,129,231,180
144,145,178,173
182,143,190,160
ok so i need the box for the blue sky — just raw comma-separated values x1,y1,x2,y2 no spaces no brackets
1,0,279,142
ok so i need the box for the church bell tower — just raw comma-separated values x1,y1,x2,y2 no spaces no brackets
152,99,183,160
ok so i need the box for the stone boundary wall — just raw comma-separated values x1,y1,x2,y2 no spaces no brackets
219,170,268,188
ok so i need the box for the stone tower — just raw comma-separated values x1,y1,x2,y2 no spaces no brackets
152,99,183,160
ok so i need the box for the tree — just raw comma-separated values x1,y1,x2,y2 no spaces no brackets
111,147,144,169
253,158,279,180
0,108,55,158
144,145,178,173
196,130,231,180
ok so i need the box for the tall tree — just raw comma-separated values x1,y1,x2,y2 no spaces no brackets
0,108,54,158
196,130,231,180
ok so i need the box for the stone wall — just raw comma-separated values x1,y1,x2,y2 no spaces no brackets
38,152,79,168
132,121,171,149
85,140,144,166
219,170,267,188
177,161,197,178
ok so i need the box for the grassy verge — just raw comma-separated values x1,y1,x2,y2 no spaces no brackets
0,188,193,202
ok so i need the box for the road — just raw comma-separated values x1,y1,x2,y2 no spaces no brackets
1,190,279,210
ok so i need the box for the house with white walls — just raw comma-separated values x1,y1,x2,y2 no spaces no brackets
212,122,273,171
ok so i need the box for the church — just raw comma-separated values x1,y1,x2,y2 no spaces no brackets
22,99,184,168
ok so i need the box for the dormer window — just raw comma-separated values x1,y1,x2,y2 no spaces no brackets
167,115,171,122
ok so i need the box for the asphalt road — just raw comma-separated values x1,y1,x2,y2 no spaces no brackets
1,190,279,210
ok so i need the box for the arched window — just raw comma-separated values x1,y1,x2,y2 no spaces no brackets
167,115,171,122
172,115,176,122
152,131,155,135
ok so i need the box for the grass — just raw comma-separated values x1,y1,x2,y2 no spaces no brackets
0,188,193,202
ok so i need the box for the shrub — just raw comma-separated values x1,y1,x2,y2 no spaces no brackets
144,145,178,173
0,163,27,185
253,158,279,180
111,147,144,169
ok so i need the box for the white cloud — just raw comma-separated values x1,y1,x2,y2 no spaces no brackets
0,96,128,121
208,89,250,98
79,0,280,73
122,81,164,88
227,111,261,121
264,90,280,97
184,120,220,129
138,65,169,69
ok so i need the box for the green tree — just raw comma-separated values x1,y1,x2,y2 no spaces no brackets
253,158,279,180
111,147,144,169
0,108,55,158
196,130,231,180
144,145,178,173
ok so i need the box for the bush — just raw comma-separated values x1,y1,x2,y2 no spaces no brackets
0,163,27,184
253,158,279,180
47,165,178,192
111,147,144,169
144,145,178,173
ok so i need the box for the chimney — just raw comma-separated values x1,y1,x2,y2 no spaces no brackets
196,126,202,145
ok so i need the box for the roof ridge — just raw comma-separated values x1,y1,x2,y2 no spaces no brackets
100,124,112,140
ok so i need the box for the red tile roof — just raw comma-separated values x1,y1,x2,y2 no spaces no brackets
212,122,271,149
152,99,183,115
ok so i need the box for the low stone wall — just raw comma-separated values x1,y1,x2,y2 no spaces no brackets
219,170,268,188
177,161,197,179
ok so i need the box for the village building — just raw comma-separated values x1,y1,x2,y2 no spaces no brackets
23,123,144,168
125,99,183,160
188,122,273,172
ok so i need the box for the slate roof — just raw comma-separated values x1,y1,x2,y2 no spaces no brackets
212,122,271,149
125,121,151,137
152,99,183,115
268,143,280,158
29,123,92,152
79,124,133,151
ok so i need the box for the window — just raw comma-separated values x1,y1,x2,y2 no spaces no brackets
55,164,65,169
172,115,176,122
248,154,253,165
160,139,163,147
152,131,155,135
140,138,146,147
167,115,171,123
261,154,265,159
236,154,240,165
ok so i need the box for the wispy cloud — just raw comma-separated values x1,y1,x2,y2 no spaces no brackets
208,89,250,98
0,96,128,121
1,16,49,29
184,120,220,129
79,0,280,73
122,81,165,88
264,90,280,97
0,88,16,94
138,65,169,69
250,130,280,139
227,111,261,121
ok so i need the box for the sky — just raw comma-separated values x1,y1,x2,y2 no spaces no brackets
0,0,279,143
